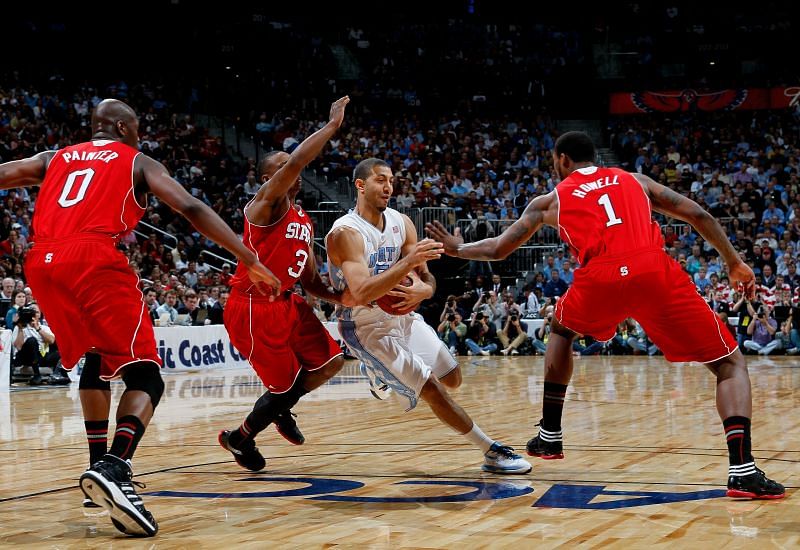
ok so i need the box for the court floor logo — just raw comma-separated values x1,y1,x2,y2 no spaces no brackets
145,477,726,507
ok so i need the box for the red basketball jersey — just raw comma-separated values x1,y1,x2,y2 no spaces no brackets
555,166,664,265
230,202,314,293
35,140,143,240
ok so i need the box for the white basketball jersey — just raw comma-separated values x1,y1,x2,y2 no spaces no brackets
327,208,407,319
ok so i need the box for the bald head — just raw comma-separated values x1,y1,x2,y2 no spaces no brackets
91,99,139,149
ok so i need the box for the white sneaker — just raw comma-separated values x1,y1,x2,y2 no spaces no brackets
500,348,510,356
482,442,532,474
449,346,457,356
467,350,473,356
511,349,519,356
359,362,392,400
479,350,490,356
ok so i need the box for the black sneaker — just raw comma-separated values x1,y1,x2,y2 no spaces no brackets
28,375,43,386
79,454,158,537
727,467,785,499
526,422,564,460
218,430,266,472
274,410,305,445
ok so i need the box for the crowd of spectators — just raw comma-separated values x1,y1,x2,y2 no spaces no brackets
3,70,800,362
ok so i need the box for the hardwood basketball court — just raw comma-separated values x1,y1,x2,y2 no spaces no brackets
0,356,796,547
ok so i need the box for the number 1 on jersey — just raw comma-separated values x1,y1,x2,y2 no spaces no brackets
598,193,623,227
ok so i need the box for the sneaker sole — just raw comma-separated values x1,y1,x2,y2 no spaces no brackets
726,489,785,499
527,452,564,460
275,425,305,446
218,431,266,472
79,471,157,537
481,464,533,474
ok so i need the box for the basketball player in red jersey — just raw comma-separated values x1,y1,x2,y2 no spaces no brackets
427,131,784,499
0,99,281,537
218,97,356,471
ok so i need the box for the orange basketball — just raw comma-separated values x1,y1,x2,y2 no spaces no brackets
376,276,414,314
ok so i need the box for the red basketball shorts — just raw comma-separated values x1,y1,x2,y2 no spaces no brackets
555,247,737,363
224,290,342,393
25,235,161,380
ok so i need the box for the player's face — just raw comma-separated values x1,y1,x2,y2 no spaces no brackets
360,165,394,211
263,152,300,197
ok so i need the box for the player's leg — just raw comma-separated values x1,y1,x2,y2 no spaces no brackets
418,372,531,474
526,316,575,460
79,352,111,509
77,255,163,536
409,313,461,390
706,351,784,498
635,258,784,499
262,296,345,445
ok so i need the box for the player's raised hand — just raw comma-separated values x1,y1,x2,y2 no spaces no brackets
329,96,350,128
729,260,756,301
247,261,281,299
425,221,463,257
406,238,445,267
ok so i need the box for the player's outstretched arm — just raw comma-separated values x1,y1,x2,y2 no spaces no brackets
326,226,443,304
634,172,755,299
137,155,280,295
253,96,349,207
0,151,55,189
425,192,555,260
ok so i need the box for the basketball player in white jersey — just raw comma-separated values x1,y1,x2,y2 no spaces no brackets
326,158,531,474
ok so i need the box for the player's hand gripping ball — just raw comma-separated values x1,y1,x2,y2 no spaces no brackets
376,276,414,315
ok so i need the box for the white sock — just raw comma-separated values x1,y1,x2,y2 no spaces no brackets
463,423,494,454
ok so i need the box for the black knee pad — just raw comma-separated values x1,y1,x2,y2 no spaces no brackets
122,362,165,409
79,353,111,391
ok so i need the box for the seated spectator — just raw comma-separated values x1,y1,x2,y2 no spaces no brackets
12,303,62,385
208,289,229,325
743,306,780,355
156,290,179,325
543,270,569,299
177,289,209,326
499,313,529,355
464,312,498,356
4,289,26,328
142,287,160,323
437,312,467,356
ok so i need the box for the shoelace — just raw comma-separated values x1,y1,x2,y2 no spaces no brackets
494,445,519,458
119,480,147,508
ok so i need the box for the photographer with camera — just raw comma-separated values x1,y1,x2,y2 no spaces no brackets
465,311,498,356
499,312,529,356
743,305,780,355
437,310,467,356
12,303,63,385
472,290,501,327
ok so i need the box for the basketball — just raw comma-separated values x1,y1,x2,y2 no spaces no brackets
376,276,414,314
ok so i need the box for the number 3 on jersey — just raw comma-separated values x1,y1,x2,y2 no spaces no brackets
58,168,95,207
288,249,309,278
598,193,623,227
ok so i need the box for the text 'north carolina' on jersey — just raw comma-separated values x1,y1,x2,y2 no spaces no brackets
34,140,144,239
230,201,313,294
555,166,664,265
326,208,407,315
